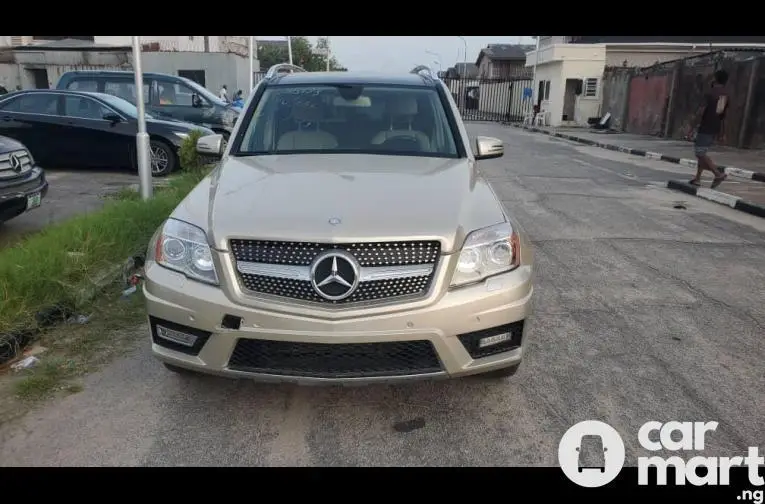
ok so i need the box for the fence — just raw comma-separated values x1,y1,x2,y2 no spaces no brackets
600,50,765,149
442,76,534,123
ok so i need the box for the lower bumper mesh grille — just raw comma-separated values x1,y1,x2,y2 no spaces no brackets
228,339,443,378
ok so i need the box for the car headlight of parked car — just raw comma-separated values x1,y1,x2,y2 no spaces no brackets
450,222,520,288
149,218,219,285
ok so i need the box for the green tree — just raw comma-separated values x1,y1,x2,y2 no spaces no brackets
257,37,346,72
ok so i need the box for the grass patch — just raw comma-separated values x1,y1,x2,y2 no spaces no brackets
0,281,148,423
0,168,208,335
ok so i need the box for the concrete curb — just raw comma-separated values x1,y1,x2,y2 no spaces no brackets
666,180,765,219
508,123,765,183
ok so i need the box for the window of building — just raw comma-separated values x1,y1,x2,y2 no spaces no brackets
584,78,598,98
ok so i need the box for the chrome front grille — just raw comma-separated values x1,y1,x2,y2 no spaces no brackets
0,150,33,179
230,240,441,305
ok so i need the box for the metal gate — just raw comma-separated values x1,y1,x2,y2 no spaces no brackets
443,76,534,123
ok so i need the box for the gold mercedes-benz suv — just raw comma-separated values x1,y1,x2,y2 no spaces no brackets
143,64,535,384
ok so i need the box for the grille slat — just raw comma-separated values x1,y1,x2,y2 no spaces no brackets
228,339,443,378
230,240,441,305
0,150,33,179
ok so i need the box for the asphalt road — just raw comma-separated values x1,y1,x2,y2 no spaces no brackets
0,168,138,249
1,124,764,466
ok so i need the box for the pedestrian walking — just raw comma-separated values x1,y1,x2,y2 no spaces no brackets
218,84,229,103
689,69,730,189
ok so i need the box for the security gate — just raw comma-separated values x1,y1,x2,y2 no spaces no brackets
443,76,534,123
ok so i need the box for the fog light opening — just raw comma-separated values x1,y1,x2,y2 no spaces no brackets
156,325,198,347
478,332,513,348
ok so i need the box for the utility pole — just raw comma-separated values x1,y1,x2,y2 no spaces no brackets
287,36,293,65
532,35,540,102
326,36,331,71
131,36,152,200
249,36,254,92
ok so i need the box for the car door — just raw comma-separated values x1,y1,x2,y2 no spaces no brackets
0,93,63,166
61,95,133,168
152,78,206,125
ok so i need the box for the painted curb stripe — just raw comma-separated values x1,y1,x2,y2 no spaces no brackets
696,187,740,208
666,180,765,219
512,123,765,183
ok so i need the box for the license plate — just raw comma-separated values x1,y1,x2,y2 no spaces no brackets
26,192,42,210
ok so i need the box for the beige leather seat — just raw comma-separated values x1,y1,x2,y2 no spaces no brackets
277,101,338,151
371,96,430,151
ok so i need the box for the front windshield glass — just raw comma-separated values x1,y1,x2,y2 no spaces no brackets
235,84,459,158
181,78,226,107
96,93,142,118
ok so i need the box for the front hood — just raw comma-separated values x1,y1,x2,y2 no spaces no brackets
177,154,505,254
0,135,26,153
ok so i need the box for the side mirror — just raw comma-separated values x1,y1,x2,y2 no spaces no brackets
196,134,224,158
474,136,504,160
103,112,122,123
192,94,204,108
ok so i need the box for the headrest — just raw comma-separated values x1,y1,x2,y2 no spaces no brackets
388,96,418,116
291,101,323,123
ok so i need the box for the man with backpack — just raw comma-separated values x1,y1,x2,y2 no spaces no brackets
689,69,730,189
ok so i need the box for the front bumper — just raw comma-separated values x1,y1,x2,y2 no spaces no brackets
0,167,48,222
143,261,533,385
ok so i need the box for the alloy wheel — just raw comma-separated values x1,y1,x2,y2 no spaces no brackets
150,145,170,175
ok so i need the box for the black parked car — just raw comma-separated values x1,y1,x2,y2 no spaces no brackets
56,71,240,139
0,89,214,176
0,135,47,224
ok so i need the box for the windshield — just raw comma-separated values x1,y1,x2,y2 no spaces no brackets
180,77,227,107
235,84,459,158
94,93,155,119
96,93,139,118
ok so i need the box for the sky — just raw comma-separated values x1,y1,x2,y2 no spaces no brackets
256,36,536,73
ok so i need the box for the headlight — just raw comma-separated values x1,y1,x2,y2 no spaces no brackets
450,222,520,288
173,132,189,140
149,218,219,285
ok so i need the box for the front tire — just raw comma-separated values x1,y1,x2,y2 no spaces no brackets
149,139,177,177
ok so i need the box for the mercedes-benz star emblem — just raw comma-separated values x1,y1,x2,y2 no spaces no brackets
310,250,360,301
8,153,22,173
328,217,341,226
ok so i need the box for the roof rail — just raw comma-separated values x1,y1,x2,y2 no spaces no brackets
265,63,307,79
410,65,439,81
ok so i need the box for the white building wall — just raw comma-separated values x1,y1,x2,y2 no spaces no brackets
527,44,606,127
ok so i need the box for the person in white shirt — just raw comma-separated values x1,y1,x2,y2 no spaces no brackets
218,84,229,103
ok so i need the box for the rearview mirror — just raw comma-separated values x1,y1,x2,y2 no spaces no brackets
196,134,224,158
474,136,504,160
103,112,122,123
